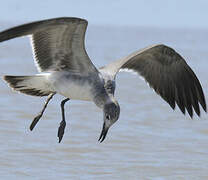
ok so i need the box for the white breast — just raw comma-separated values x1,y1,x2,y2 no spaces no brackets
59,81,92,101
48,71,93,101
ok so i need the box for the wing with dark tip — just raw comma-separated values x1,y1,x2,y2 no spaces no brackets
100,44,206,117
0,17,98,74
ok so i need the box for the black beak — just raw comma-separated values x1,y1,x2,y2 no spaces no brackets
98,122,109,143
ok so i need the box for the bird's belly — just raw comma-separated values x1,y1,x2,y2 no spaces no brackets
60,82,92,101
52,76,93,101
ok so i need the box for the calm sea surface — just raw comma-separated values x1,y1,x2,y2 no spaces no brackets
0,24,207,180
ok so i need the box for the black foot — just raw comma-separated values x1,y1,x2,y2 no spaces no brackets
30,114,42,131
57,120,66,143
29,93,55,131
57,98,70,143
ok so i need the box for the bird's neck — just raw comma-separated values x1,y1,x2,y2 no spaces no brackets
93,83,117,108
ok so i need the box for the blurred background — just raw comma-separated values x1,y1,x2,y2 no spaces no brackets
0,0,208,180
1,0,208,28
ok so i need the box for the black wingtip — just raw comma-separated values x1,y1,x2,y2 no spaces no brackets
189,112,193,119
202,103,207,113
186,107,193,118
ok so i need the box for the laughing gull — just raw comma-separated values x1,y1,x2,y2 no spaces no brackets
0,17,206,143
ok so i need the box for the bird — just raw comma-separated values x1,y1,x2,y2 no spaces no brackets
0,17,206,143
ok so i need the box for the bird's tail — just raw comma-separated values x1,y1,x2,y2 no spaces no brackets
3,74,54,96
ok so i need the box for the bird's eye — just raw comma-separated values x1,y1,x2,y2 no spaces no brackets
106,115,110,120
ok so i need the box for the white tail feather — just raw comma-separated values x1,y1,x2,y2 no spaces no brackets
3,74,54,96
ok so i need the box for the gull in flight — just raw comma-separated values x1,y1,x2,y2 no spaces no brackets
0,17,206,143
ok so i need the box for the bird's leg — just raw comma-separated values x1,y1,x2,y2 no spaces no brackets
30,93,56,131
58,98,70,143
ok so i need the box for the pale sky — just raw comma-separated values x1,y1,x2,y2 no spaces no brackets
0,0,208,29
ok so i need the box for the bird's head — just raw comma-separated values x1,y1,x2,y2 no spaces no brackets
98,101,120,142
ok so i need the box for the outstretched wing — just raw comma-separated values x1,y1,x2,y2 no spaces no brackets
0,17,98,73
100,44,206,117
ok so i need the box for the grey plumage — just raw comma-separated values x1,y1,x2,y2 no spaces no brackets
0,17,98,73
0,17,206,143
100,44,206,117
